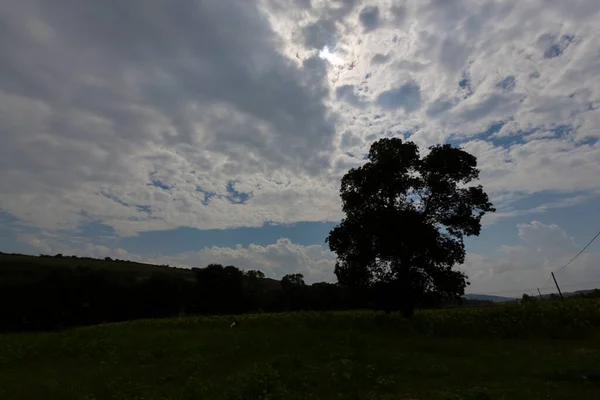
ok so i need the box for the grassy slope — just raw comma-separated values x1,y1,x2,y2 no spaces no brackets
1,312,600,400
0,253,283,290
0,253,194,281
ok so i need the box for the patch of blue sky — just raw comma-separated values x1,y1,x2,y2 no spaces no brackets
101,191,130,207
448,122,581,149
465,190,600,256
148,178,171,190
0,212,46,254
117,221,338,255
195,186,217,206
71,220,117,238
136,205,152,214
512,192,600,243
226,180,251,204
465,217,523,255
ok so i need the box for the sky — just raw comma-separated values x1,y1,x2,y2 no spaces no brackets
1,0,600,296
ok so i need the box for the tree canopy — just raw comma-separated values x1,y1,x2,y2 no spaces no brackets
326,138,495,317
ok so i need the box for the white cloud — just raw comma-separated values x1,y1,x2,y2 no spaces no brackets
463,221,600,296
19,219,600,294
1,0,600,282
0,0,341,235
20,234,336,284
461,139,600,197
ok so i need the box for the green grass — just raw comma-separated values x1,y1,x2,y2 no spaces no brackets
2,306,600,399
0,253,195,283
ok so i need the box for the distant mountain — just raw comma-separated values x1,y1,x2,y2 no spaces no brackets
538,289,599,300
463,294,516,303
467,289,600,302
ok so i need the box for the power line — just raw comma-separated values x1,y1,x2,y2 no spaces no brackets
469,229,600,299
553,280,600,290
540,275,552,290
529,229,600,296
468,287,546,296
470,279,600,297
555,229,600,273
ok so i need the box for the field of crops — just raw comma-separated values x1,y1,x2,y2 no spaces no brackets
1,299,600,399
131,297,600,339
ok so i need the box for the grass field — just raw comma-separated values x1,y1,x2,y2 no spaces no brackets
0,253,195,282
2,301,600,400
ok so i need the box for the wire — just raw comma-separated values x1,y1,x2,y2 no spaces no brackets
470,279,600,298
555,280,600,290
468,287,544,296
466,229,600,298
528,229,600,296
540,275,552,290
555,230,600,273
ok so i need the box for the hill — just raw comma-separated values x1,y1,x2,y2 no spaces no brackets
2,307,600,400
0,251,285,290
537,289,600,300
0,252,194,282
463,294,516,303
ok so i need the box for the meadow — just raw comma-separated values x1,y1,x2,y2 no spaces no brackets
2,299,600,400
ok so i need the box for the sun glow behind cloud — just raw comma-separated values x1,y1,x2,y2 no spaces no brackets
2,0,600,292
318,46,345,65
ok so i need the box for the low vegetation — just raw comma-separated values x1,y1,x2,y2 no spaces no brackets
0,252,493,334
2,302,600,400
328,138,495,318
2,139,597,398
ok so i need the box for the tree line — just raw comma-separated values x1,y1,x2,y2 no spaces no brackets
0,256,481,333
0,260,354,332
1,137,499,331
326,138,495,317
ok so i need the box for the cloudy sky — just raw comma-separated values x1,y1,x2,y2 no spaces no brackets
2,0,600,296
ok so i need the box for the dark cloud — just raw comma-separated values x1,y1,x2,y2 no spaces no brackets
295,0,312,9
395,60,430,72
376,82,422,112
328,0,358,19
391,6,407,25
426,98,455,117
496,76,516,91
303,19,338,49
340,131,363,148
336,85,368,108
459,93,524,121
266,0,313,14
458,70,473,98
358,6,380,32
440,38,471,72
542,34,575,59
0,0,337,180
371,53,391,65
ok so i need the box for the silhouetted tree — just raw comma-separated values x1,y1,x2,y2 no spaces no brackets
326,138,495,318
281,274,306,311
521,294,536,303
243,270,267,312
192,264,246,314
281,273,305,287
5,246,508,333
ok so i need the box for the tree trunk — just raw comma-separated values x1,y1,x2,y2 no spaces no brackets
395,276,415,319
399,303,414,319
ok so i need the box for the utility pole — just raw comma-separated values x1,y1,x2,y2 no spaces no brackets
551,272,564,300
537,288,543,300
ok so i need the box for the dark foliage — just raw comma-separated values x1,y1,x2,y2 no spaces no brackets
327,138,495,317
0,139,497,331
0,255,359,332
0,252,500,333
